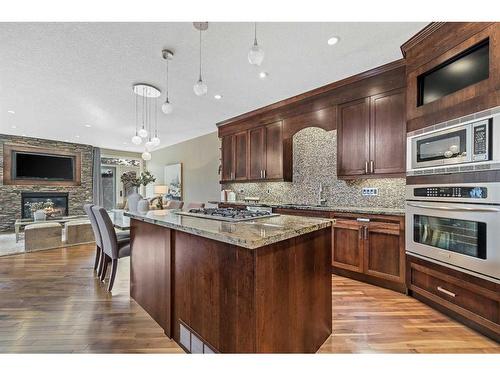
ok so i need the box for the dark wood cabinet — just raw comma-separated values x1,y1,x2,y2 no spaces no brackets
401,22,500,132
221,135,234,181
407,254,500,342
234,131,248,180
370,89,406,175
331,219,364,273
337,98,370,177
248,127,265,180
221,121,284,182
337,89,406,179
264,121,283,179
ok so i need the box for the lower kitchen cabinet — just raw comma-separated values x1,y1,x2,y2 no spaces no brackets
273,207,406,293
331,214,406,292
407,254,500,342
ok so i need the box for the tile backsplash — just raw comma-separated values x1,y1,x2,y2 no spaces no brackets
222,127,405,209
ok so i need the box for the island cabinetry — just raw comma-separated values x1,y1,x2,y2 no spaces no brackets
337,88,406,179
128,214,333,353
130,219,172,337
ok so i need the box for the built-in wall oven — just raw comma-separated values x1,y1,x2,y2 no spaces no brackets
407,111,500,176
406,183,500,282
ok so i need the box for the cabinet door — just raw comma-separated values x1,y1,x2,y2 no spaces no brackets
248,127,265,180
370,89,406,175
221,135,234,181
364,222,404,283
234,131,248,180
337,98,370,177
264,121,283,179
332,219,363,273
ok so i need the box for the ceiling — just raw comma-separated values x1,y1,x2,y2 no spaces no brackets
0,22,426,152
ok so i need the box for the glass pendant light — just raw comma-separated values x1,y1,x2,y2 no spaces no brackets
141,151,151,161
131,93,142,145
161,50,174,114
248,22,264,66
193,23,208,96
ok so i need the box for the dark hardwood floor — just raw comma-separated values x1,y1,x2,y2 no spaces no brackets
0,244,498,353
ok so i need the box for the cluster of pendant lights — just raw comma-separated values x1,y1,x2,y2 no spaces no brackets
132,22,265,160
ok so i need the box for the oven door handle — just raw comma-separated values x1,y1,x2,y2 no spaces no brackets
407,202,500,212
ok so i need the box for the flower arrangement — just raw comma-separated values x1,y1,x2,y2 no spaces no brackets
120,171,156,187
24,199,55,217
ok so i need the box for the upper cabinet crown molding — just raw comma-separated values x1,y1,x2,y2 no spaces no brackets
401,22,500,132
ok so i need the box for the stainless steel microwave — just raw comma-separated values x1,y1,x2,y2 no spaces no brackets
410,118,493,170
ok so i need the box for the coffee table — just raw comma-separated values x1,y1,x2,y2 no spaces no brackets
15,215,88,243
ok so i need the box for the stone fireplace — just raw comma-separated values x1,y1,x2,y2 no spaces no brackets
21,192,69,219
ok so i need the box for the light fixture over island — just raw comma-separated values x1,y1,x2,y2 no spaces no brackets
126,210,333,353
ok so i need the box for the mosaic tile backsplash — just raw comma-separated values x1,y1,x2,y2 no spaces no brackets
222,127,406,209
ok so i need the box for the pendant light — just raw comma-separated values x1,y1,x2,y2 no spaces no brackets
151,94,161,146
193,22,208,96
131,93,142,145
132,84,161,157
248,22,264,66
161,49,174,114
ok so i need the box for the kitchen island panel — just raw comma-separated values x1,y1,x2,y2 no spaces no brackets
172,230,256,353
130,219,172,337
255,228,332,353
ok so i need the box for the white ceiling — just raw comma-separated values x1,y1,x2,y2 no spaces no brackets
0,22,426,152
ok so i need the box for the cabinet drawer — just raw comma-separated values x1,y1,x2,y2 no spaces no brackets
409,262,499,324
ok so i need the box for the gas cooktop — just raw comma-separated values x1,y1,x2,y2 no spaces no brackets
176,208,280,222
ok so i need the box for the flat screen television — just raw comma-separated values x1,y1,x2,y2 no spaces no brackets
417,39,489,106
13,152,75,181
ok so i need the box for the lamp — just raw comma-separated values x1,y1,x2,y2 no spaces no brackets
153,185,168,209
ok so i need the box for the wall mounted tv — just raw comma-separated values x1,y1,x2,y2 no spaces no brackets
13,151,76,181
417,38,489,106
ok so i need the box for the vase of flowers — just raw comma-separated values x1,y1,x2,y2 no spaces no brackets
121,171,156,213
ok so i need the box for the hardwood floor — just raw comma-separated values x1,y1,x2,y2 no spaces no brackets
0,244,498,353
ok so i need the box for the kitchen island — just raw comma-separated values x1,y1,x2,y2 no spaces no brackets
125,210,333,353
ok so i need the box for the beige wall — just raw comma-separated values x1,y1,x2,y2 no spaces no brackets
146,131,220,204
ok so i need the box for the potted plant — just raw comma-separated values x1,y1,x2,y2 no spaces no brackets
120,171,156,213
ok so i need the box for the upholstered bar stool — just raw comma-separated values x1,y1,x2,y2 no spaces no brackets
91,206,130,292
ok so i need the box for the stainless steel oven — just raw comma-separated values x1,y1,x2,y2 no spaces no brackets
406,111,500,176
406,182,500,282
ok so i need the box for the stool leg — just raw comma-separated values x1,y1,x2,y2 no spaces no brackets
107,259,118,292
100,255,109,282
94,246,101,271
97,250,105,277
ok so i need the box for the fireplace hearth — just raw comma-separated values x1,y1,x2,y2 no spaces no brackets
21,192,69,219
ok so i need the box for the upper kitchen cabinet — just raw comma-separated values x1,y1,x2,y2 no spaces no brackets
337,88,406,179
401,22,500,132
217,59,405,182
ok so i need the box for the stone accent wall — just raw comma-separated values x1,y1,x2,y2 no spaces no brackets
0,134,94,232
223,127,406,209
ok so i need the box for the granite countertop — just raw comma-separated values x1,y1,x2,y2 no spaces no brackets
125,210,332,250
208,201,405,216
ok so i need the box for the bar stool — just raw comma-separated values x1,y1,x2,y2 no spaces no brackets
165,200,184,209
83,204,102,273
91,206,131,292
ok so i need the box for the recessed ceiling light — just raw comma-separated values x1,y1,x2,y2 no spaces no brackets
259,71,268,79
75,135,80,138
327,36,340,46
84,124,92,128
64,139,70,142
21,134,26,137
214,94,222,100
123,142,128,145
11,125,16,129
7,110,15,114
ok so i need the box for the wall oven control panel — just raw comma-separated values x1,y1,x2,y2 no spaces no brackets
414,186,488,199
